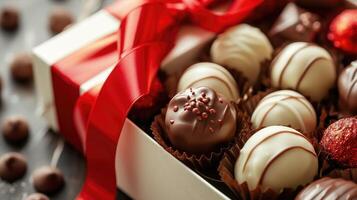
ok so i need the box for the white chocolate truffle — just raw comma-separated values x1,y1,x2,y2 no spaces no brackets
178,62,239,101
271,42,336,101
234,126,318,193
211,24,273,83
251,90,317,133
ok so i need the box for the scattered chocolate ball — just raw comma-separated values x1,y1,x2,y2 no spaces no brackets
0,6,20,31
338,61,357,113
235,126,318,193
2,116,29,144
295,177,357,200
10,53,33,84
49,7,73,34
320,117,357,168
269,3,321,47
32,166,64,194
0,152,27,182
25,193,50,200
165,87,237,154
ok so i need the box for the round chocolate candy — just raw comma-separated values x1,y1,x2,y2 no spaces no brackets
0,6,19,31
235,126,318,193
338,61,357,113
271,42,336,101
165,87,237,154
211,24,273,83
2,116,29,144
295,177,357,200
10,53,33,84
177,62,239,101
251,90,317,133
32,166,65,194
320,117,357,168
25,193,50,200
49,7,73,34
0,152,27,182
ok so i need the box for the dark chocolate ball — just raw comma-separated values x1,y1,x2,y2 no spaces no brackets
295,177,357,200
49,7,73,34
32,166,64,194
25,193,50,200
0,152,27,182
10,53,33,84
338,61,357,113
165,87,237,154
0,6,20,31
2,116,29,144
320,117,357,168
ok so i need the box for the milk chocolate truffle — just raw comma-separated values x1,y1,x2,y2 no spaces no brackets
271,42,336,101
165,87,237,154
235,126,318,193
295,177,357,200
320,117,357,168
25,193,49,200
338,61,357,113
0,152,27,182
269,3,321,47
211,24,273,83
177,62,239,101
32,166,64,194
251,90,317,133
10,53,33,83
2,116,29,144
0,6,19,31
49,7,73,34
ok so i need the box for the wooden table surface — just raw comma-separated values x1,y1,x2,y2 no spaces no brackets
0,0,130,199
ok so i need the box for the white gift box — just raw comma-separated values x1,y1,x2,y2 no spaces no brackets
32,5,233,200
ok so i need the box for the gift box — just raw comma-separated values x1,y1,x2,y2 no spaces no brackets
31,1,241,199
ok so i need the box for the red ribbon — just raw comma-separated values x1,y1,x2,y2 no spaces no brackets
76,0,262,199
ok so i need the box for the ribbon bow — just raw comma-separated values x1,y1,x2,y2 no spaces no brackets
76,0,262,199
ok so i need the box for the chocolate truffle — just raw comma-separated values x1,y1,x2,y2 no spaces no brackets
25,193,50,200
269,3,321,47
338,61,357,113
295,177,357,200
211,24,273,83
49,7,73,34
320,117,357,168
10,53,33,83
2,116,29,144
235,126,318,193
0,6,19,31
165,87,237,154
177,62,239,101
271,42,336,101
0,152,27,182
32,166,65,194
251,90,317,133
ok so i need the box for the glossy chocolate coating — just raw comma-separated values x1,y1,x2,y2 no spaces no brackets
32,166,65,194
338,61,357,113
165,87,237,154
235,126,318,193
269,3,321,47
0,6,19,31
10,53,33,84
295,177,357,200
25,193,50,200
49,7,73,34
2,116,29,144
0,152,27,182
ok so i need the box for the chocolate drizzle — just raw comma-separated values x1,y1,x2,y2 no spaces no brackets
296,57,327,90
165,87,237,154
338,61,357,113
